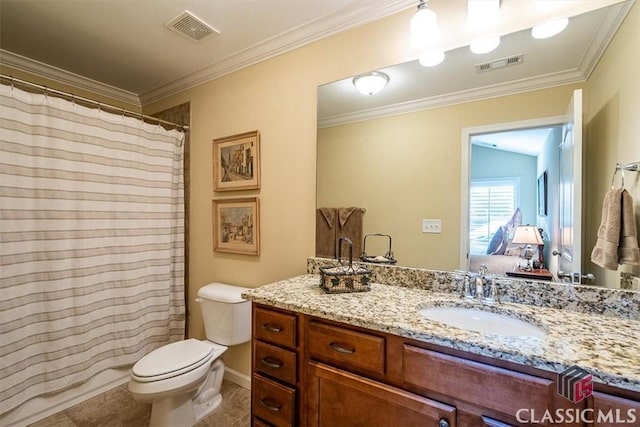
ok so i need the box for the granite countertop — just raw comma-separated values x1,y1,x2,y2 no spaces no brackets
242,274,640,393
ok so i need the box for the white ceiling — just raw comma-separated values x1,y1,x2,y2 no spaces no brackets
471,127,555,157
0,0,413,105
0,0,632,110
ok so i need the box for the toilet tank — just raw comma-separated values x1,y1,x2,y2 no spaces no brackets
196,283,251,346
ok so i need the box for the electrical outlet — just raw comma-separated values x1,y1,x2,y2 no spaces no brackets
422,219,442,233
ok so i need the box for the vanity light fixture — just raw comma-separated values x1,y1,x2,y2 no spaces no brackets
470,35,501,54
353,72,389,96
467,0,500,26
468,0,501,55
410,0,439,49
531,17,569,39
418,50,445,67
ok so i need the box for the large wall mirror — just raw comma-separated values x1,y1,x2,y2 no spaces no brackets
316,0,639,290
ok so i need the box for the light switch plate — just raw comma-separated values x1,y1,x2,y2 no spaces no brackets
422,219,442,233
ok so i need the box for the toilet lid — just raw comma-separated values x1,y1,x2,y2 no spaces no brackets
132,339,215,381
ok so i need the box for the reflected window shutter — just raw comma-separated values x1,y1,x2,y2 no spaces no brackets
469,178,518,254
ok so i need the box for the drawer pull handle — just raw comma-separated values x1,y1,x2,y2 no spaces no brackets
262,323,283,333
260,357,283,369
329,342,355,354
260,398,282,412
438,418,450,427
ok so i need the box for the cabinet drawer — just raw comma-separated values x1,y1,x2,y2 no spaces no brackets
308,320,385,375
253,374,296,427
254,340,297,385
254,307,297,349
403,345,553,421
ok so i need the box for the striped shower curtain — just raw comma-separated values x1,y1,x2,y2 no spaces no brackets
0,84,186,415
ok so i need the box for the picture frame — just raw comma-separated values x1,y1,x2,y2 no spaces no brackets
212,197,260,255
213,130,260,191
537,170,548,217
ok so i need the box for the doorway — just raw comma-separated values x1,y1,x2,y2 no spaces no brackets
460,117,565,275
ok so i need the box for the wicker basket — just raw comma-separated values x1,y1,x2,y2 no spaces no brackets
320,237,372,293
360,233,397,264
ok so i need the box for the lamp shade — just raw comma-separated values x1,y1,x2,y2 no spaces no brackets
511,225,544,245
353,72,389,96
410,4,438,49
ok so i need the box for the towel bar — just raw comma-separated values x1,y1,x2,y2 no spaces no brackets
611,161,639,189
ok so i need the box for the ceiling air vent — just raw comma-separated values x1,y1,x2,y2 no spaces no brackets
475,54,524,73
166,10,219,42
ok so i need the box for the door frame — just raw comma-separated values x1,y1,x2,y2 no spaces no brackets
460,115,566,271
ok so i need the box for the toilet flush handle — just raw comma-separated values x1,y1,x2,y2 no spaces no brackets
195,297,203,304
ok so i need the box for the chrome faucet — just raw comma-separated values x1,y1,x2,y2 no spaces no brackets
462,264,500,304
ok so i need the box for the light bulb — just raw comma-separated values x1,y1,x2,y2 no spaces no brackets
470,35,500,54
467,0,500,28
411,5,438,49
419,50,445,67
532,18,569,39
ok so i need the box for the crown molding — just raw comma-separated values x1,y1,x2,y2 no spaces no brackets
318,1,634,129
318,69,586,128
579,0,634,79
139,1,414,104
0,50,141,107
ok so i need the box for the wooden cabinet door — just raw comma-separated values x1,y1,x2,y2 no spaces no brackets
592,392,640,426
307,362,456,427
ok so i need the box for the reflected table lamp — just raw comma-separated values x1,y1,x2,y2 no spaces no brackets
511,225,544,271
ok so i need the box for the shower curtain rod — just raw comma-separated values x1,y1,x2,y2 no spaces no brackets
0,74,189,131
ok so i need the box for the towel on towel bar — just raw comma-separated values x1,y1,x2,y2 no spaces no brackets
618,189,640,265
337,207,364,259
591,188,640,269
316,208,337,258
591,188,623,270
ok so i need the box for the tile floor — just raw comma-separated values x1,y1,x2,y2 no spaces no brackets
28,380,250,427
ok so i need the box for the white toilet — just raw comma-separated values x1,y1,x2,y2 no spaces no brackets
128,283,251,427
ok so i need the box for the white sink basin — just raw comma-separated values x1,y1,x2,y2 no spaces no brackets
418,306,545,337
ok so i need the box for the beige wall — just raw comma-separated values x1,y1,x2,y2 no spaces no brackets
0,65,141,112
4,1,636,378
138,1,638,376
143,9,418,374
318,84,582,270
585,0,640,287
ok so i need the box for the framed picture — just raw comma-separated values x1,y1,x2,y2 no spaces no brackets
213,130,260,191
537,170,548,216
212,197,260,255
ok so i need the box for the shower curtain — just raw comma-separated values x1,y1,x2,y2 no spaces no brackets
0,84,186,415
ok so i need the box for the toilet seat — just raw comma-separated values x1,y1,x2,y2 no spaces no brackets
132,339,224,383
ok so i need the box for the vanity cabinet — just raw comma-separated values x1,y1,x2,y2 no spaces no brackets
401,344,554,425
590,392,640,426
251,305,302,427
307,361,457,426
250,303,638,427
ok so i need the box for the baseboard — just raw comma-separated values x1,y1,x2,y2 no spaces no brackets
224,367,251,390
